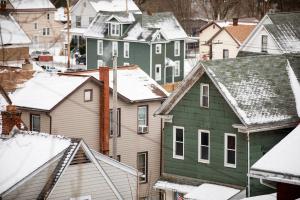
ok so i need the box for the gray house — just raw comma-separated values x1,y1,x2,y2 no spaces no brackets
84,11,188,84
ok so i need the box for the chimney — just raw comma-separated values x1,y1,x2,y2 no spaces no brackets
233,18,239,26
99,67,110,155
1,105,22,136
0,0,6,11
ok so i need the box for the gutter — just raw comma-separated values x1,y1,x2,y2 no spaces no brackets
260,179,276,189
46,112,52,134
232,122,298,133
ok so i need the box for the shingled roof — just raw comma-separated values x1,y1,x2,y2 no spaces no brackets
155,54,300,129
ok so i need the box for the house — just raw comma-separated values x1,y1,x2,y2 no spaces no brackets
0,129,139,199
3,0,65,52
239,12,300,56
198,18,257,60
9,72,104,152
0,12,31,67
154,54,300,199
73,65,169,199
85,11,188,84
247,124,300,200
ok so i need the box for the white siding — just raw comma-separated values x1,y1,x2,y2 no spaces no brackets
211,30,239,59
109,98,161,199
71,0,97,28
199,24,222,60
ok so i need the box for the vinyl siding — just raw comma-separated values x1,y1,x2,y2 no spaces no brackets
21,111,50,133
50,81,100,151
211,30,239,59
109,98,162,199
3,158,60,200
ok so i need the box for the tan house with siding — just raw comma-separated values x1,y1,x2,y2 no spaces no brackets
77,66,169,200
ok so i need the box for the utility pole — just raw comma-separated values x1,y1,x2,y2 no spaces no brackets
112,56,118,160
66,0,71,68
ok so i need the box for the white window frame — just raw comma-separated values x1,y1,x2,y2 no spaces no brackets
31,114,40,132
97,60,103,68
97,40,103,55
200,83,209,108
155,64,161,81
174,41,180,56
198,130,210,163
173,126,184,160
174,61,180,77
137,105,148,134
76,16,81,28
70,195,91,200
124,62,130,66
112,41,118,56
110,23,120,36
223,49,229,59
261,35,268,53
224,133,237,168
42,28,50,36
155,44,161,54
137,152,148,183
84,89,93,102
124,42,129,58
109,108,121,137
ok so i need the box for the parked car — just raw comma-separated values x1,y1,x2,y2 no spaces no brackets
76,54,86,65
31,50,51,60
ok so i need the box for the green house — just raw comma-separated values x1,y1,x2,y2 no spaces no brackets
84,11,188,84
154,54,300,199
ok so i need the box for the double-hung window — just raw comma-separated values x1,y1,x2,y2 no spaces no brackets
109,108,121,137
261,35,268,52
155,64,161,81
174,61,180,77
173,126,184,159
124,42,129,58
97,40,103,55
34,23,38,30
200,83,209,108
84,89,93,102
42,28,50,36
224,133,237,168
137,105,148,134
30,114,40,132
137,152,148,183
155,44,161,54
198,130,210,163
76,16,81,28
174,41,180,56
112,41,118,56
223,49,229,59
111,23,120,36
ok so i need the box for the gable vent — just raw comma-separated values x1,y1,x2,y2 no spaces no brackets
70,147,91,165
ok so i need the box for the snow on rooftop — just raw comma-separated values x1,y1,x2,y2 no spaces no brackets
0,132,70,194
0,14,31,45
154,180,198,194
242,193,276,200
89,0,140,12
184,183,240,200
287,60,300,117
10,72,89,110
251,125,300,182
9,0,55,9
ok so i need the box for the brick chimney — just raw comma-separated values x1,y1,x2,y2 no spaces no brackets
0,0,6,11
233,18,239,26
99,67,110,155
1,105,22,135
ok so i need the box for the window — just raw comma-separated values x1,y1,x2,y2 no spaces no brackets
198,130,210,163
70,195,91,200
137,152,148,183
155,64,161,81
34,23,38,30
33,35,38,43
110,23,120,36
47,13,50,20
84,89,93,102
137,105,148,134
112,41,118,56
124,42,129,58
97,60,103,68
261,35,268,52
97,40,103,55
224,133,236,168
109,108,121,137
76,16,81,28
30,114,40,132
174,41,180,56
89,17,94,24
42,28,50,36
223,49,229,59
155,44,161,54
200,83,209,108
156,34,161,40
124,62,130,66
174,61,180,77
173,126,184,159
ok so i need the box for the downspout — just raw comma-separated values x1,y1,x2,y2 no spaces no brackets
46,112,52,134
137,170,140,199
247,131,250,196
149,42,152,78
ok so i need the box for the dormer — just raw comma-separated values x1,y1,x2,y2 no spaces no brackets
105,13,135,37
151,30,166,42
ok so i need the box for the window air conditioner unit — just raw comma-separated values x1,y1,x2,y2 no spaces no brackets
138,125,148,134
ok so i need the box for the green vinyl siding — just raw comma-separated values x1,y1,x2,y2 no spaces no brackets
86,38,98,69
166,40,185,82
152,43,165,84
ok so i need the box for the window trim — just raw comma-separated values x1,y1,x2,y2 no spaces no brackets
261,35,268,53
174,41,180,56
200,83,209,108
137,105,149,134
84,89,93,102
112,41,118,56
198,129,210,164
42,28,50,36
224,133,237,168
97,40,103,55
110,23,120,36
75,16,81,28
155,64,161,81
137,151,148,183
174,60,180,77
173,126,184,160
30,114,40,132
155,44,162,54
124,42,129,58
124,62,130,66
34,23,38,30
223,49,229,59
109,108,121,137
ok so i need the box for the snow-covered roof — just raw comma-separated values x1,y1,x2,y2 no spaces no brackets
10,73,93,111
77,66,169,102
0,13,31,45
250,125,300,185
184,183,240,200
8,0,55,9
89,0,140,13
0,132,70,194
153,180,198,194
242,193,276,200
155,54,300,128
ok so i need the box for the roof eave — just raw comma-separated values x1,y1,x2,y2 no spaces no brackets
232,121,299,133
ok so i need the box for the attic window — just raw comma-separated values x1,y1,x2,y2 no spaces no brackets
261,35,268,53
84,89,93,102
110,23,120,36
200,83,209,108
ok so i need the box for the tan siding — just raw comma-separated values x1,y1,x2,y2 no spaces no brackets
3,158,60,200
21,110,50,133
109,98,161,199
50,81,100,151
